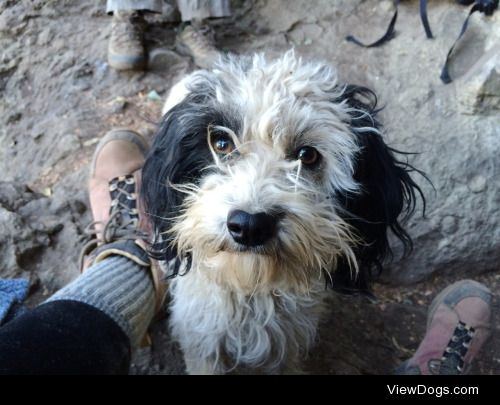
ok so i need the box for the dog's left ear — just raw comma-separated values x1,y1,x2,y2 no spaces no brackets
141,95,216,267
331,85,426,294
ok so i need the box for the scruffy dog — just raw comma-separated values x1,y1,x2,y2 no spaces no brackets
142,51,423,374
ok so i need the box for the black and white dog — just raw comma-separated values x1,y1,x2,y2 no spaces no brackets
142,51,424,374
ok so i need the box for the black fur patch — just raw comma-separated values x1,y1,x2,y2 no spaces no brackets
141,88,241,276
330,85,426,294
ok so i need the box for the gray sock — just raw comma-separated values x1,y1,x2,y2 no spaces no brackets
47,256,155,348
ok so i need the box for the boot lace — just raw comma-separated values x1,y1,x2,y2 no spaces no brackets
78,175,147,271
429,321,475,375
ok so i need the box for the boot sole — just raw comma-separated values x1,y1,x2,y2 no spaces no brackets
108,53,147,71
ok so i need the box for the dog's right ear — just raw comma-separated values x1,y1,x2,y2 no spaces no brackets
331,85,426,294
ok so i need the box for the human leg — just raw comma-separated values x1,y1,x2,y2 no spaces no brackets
0,253,154,375
175,0,230,22
106,0,163,14
0,129,164,374
175,0,231,69
106,0,163,71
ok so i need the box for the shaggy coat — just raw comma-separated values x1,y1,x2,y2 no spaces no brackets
142,51,424,374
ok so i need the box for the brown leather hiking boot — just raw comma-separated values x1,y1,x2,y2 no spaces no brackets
176,23,222,69
88,128,148,242
81,129,165,314
108,11,147,71
395,279,492,375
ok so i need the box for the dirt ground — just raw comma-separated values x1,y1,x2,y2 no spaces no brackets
0,0,498,374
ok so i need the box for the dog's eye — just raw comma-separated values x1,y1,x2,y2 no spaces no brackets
296,146,320,166
211,133,235,155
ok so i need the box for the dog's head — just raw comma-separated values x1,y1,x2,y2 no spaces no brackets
142,51,424,294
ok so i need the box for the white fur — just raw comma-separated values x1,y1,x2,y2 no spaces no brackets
170,272,325,374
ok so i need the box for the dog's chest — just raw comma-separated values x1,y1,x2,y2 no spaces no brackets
169,273,325,370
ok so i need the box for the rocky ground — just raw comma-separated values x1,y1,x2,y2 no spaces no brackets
0,0,499,374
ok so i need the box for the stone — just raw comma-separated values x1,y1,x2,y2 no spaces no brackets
0,207,23,277
468,175,488,193
34,218,64,236
441,216,459,235
457,44,500,115
37,27,54,46
48,167,89,217
0,182,35,211
0,4,27,35
31,130,44,140
6,112,21,124
255,0,317,32
288,23,324,46
0,183,54,278
69,199,87,215
148,49,189,72
105,97,128,114
48,134,81,165
379,0,395,14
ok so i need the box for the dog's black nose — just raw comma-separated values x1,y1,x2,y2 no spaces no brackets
227,210,277,246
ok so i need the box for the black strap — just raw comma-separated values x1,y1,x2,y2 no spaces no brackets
345,0,497,83
346,0,496,51
346,0,400,48
346,0,433,47
440,2,486,84
419,0,434,39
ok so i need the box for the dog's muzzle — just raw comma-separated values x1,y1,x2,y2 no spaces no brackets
227,209,278,247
